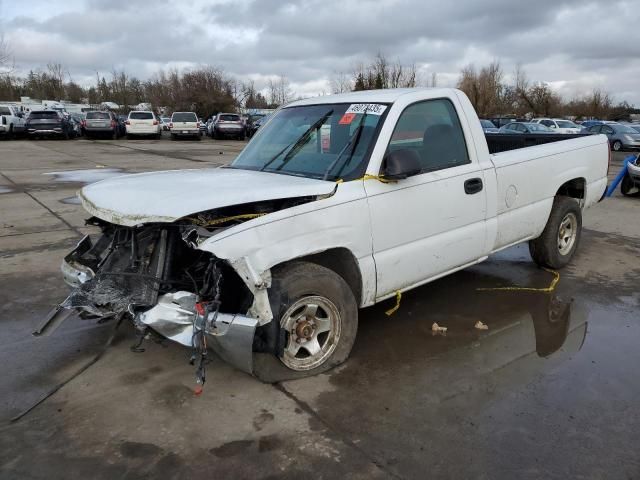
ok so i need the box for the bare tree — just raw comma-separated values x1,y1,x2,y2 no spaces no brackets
0,34,13,76
267,75,293,107
330,71,351,94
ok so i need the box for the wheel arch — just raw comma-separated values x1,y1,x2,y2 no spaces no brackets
556,177,586,206
273,247,363,306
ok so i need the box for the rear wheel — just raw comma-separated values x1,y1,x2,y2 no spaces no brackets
253,262,358,382
529,196,582,269
612,140,623,151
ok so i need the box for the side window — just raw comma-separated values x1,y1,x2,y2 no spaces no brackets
387,99,470,173
602,126,613,135
540,120,553,127
588,125,601,134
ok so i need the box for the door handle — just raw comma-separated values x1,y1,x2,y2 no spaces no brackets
464,178,483,195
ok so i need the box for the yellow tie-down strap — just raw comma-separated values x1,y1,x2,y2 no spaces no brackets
336,174,394,184
477,268,560,293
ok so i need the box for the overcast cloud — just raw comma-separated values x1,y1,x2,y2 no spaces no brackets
1,0,639,104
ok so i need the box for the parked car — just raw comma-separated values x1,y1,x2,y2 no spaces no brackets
488,117,526,128
246,114,270,138
125,111,161,139
46,88,609,382
621,156,640,196
65,114,81,138
480,119,500,133
531,118,582,134
206,116,217,137
580,120,604,129
83,111,121,139
70,113,85,137
587,122,640,151
212,113,245,140
169,112,201,140
25,110,73,139
199,118,207,135
0,104,26,138
160,117,172,131
499,122,554,134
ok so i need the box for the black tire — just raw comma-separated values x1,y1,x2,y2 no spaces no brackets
621,173,640,197
7,125,13,140
85,133,93,140
529,196,582,269
612,140,623,152
170,134,176,141
155,133,161,140
253,262,358,383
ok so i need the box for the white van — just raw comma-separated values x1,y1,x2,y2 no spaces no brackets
126,111,161,138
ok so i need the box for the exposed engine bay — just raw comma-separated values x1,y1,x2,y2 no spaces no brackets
38,197,319,385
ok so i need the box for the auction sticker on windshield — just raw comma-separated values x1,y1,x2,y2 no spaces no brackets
345,104,387,115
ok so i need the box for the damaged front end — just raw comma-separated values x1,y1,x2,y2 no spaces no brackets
37,214,280,378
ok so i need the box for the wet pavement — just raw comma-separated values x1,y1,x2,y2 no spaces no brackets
0,139,638,479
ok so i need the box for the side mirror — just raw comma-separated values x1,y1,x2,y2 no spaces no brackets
382,149,422,180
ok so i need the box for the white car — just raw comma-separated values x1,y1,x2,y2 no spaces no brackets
125,111,161,139
169,111,201,140
45,88,609,382
0,104,26,138
531,118,582,134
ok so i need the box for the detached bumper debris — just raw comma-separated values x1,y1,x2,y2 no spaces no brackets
35,217,267,389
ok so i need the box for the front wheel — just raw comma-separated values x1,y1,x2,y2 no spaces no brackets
612,140,622,151
253,262,358,382
529,196,582,269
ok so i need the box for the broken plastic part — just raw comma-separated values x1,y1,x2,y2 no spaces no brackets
432,322,447,335
474,320,489,330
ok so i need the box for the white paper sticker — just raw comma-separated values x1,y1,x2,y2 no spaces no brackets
345,103,387,115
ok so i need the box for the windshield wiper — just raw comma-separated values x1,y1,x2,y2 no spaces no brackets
259,110,333,172
322,111,368,181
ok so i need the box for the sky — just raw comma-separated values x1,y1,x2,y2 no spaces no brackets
1,0,639,105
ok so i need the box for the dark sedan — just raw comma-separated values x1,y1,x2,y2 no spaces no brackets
26,111,73,139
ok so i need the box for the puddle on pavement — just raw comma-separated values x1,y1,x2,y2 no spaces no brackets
43,168,125,184
60,195,81,205
289,258,597,428
0,186,13,194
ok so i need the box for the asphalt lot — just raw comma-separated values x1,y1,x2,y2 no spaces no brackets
0,137,639,479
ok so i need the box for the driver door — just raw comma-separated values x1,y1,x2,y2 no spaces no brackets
364,98,489,300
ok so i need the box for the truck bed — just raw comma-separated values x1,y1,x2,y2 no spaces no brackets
485,133,590,154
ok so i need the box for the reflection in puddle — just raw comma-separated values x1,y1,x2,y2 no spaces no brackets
60,195,81,205
0,186,12,194
43,168,125,184
305,266,589,407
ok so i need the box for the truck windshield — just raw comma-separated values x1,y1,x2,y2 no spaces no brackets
231,103,388,181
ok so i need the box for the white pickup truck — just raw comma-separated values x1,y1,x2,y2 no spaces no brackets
43,88,609,382
0,104,26,138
